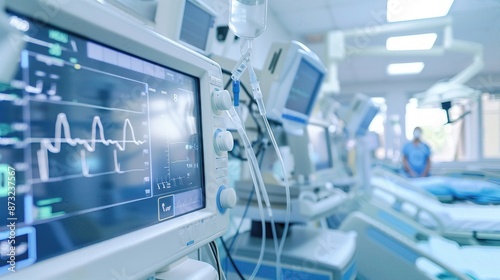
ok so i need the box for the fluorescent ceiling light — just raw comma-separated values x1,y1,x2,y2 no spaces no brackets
386,33,437,51
387,62,425,75
387,0,454,22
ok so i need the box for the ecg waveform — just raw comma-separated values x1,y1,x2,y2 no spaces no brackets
37,113,147,181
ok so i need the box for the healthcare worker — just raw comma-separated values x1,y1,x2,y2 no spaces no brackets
402,127,431,177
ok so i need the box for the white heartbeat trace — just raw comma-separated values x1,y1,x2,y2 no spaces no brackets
37,113,147,181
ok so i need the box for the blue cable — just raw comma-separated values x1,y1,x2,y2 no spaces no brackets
233,80,240,107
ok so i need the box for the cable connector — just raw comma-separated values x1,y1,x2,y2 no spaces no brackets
250,82,263,100
231,50,251,81
248,63,266,115
232,80,240,107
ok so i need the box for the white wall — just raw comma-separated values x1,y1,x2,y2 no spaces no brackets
383,91,408,161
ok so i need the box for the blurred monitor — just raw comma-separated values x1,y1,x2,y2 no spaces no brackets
110,0,216,55
307,123,333,172
155,0,216,55
261,41,326,131
1,0,230,278
340,94,379,138
364,131,381,152
287,122,334,182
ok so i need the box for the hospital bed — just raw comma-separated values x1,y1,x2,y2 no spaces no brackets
410,175,500,204
339,209,500,280
432,161,500,179
431,169,500,185
372,165,500,203
370,167,500,245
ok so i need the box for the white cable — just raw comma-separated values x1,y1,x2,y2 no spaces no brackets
213,242,226,280
262,117,291,280
227,108,267,280
230,43,282,279
229,39,284,279
248,62,291,280
246,142,281,274
207,244,221,280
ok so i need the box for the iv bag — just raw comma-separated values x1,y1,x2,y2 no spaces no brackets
229,0,267,39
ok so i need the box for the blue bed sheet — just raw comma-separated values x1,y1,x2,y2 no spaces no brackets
410,176,500,205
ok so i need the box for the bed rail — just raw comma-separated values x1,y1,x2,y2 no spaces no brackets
340,211,471,280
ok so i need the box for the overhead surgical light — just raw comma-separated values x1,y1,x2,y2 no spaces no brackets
415,81,480,108
387,0,454,22
386,33,437,51
326,6,482,111
414,38,483,109
415,81,479,124
387,62,425,75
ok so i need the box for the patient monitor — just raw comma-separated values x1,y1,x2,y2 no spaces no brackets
111,0,216,55
335,94,379,188
260,41,326,130
155,0,216,55
285,121,334,183
305,122,336,182
338,93,379,139
0,0,234,278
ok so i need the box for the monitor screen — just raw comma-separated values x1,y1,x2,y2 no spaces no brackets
284,58,324,116
180,0,214,52
354,104,379,137
0,12,205,274
307,124,332,171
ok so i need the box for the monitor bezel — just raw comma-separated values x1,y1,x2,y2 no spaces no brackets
155,0,216,55
281,55,326,125
3,0,228,279
262,41,326,126
306,122,334,173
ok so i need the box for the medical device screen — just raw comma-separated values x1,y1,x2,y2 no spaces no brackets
284,59,324,117
0,12,205,272
180,0,213,51
307,124,332,171
353,101,379,137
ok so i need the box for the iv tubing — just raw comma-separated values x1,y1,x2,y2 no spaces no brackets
247,59,291,280
230,39,285,279
227,108,270,280
263,117,291,280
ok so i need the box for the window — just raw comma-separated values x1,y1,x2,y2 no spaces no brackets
405,98,467,162
482,93,500,158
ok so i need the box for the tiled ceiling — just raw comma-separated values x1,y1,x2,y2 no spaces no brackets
269,0,500,94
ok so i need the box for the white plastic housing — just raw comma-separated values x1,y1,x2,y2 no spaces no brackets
3,0,231,279
260,41,327,129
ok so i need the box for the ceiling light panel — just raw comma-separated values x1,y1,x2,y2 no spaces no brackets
387,0,454,22
386,33,438,50
387,62,425,75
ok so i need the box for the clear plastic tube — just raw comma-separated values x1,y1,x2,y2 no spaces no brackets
246,146,281,270
227,108,274,280
227,108,273,216
230,39,284,279
247,59,291,280
262,117,291,280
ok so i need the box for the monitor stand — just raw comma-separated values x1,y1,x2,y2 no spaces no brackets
156,257,218,280
224,224,357,279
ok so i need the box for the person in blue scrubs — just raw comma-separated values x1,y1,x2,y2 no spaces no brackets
402,127,431,177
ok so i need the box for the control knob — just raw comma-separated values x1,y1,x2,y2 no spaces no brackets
212,89,232,112
214,130,234,155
